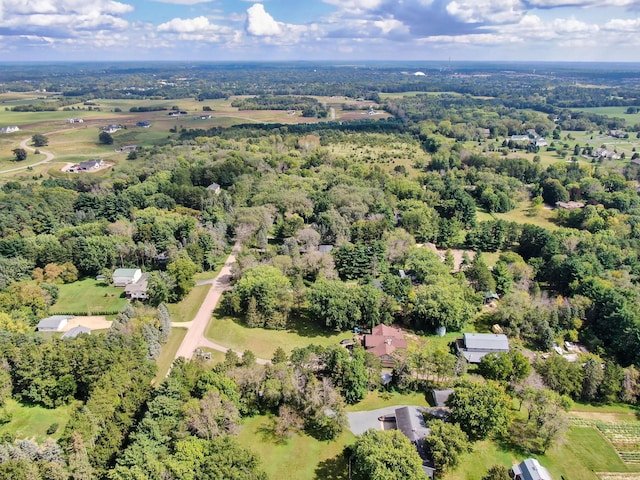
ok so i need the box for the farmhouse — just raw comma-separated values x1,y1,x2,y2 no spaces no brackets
363,324,407,367
0,126,19,134
394,406,436,478
113,268,142,287
66,118,83,124
456,333,509,363
62,325,91,339
510,458,553,480
136,121,151,128
102,124,121,133
77,159,104,171
37,315,72,332
125,273,150,300
119,145,138,152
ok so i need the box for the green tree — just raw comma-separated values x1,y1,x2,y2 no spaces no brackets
32,133,48,147
233,265,292,329
271,347,288,365
447,381,511,440
99,131,114,145
423,420,472,472
323,344,369,404
478,350,530,383
410,280,480,332
351,429,427,480
167,251,198,302
481,465,511,480
12,148,27,162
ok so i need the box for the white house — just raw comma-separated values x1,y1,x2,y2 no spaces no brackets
511,458,553,480
113,268,142,287
62,325,91,339
0,126,19,134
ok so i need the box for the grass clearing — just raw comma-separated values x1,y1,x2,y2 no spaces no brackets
237,415,354,480
153,327,187,382
476,200,559,230
167,284,211,323
0,398,76,442
206,314,348,359
446,426,636,480
346,391,428,412
50,278,128,314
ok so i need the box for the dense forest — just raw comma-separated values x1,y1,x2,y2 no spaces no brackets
1,62,640,478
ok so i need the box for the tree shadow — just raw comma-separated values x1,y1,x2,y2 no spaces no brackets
255,418,288,446
313,453,349,480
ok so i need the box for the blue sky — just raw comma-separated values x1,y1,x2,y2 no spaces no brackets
1,0,639,62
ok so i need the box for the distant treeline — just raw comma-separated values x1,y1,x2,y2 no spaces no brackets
129,106,168,112
179,118,407,141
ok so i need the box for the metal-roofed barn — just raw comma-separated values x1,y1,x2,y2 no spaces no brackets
457,333,509,363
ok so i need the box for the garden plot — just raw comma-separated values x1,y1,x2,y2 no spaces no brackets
572,417,640,464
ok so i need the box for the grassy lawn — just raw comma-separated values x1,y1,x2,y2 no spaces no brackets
153,327,187,382
167,284,211,323
346,391,428,412
199,347,227,364
206,314,349,359
0,399,76,442
237,415,354,480
476,200,559,231
445,426,637,480
50,278,128,314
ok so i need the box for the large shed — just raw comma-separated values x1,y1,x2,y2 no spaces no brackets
37,315,72,332
113,268,142,287
457,333,510,363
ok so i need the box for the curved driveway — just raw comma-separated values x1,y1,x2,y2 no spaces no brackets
173,243,268,364
0,135,56,174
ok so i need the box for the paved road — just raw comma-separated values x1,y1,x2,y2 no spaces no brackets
0,135,56,174
173,243,268,364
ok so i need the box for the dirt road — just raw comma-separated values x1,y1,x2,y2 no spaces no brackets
173,243,268,364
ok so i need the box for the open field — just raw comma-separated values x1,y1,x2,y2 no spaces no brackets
237,415,354,480
167,284,211,323
206,314,348,359
476,200,559,230
154,327,187,382
0,399,76,442
572,107,640,126
49,278,128,315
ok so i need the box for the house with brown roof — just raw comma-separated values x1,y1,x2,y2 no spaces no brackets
363,324,407,367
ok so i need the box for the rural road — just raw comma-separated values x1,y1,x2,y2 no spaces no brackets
173,242,268,365
0,134,56,174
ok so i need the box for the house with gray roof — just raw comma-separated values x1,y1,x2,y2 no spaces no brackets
511,458,553,480
125,273,150,300
37,315,72,332
62,325,91,339
457,333,509,363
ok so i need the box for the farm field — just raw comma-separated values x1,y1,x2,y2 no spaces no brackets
572,107,640,126
49,278,128,315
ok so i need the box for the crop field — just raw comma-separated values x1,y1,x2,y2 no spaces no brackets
571,418,640,464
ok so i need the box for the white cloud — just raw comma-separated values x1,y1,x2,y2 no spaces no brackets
603,17,640,30
246,3,282,36
446,0,524,24
158,16,212,33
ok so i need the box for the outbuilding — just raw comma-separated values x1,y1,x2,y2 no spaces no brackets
113,268,142,287
37,315,72,332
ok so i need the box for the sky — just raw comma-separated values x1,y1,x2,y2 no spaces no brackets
0,0,639,62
